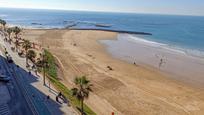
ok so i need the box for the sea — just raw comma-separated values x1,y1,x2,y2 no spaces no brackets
1,7,204,58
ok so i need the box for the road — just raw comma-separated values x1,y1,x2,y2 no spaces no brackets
0,31,77,115
0,47,33,115
0,32,50,115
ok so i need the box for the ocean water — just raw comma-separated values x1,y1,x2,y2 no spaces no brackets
0,8,204,57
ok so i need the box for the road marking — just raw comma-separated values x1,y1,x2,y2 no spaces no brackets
0,103,11,115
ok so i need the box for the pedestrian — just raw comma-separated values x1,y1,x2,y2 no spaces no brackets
45,95,50,101
56,96,59,102
28,71,31,75
32,65,35,70
58,92,62,97
159,58,166,69
35,69,38,76
47,95,50,99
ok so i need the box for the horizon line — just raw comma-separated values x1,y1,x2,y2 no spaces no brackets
0,6,203,17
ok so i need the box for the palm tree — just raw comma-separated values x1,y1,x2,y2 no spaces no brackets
0,19,6,30
35,51,49,85
12,26,21,39
22,40,32,65
42,51,49,85
7,28,13,43
2,20,6,30
27,50,36,63
71,76,92,115
14,40,20,51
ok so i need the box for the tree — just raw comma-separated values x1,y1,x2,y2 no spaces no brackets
0,19,6,30
42,52,49,85
7,28,13,43
35,51,49,85
27,50,36,63
12,26,21,39
14,40,20,51
71,76,92,115
2,20,6,30
22,40,32,65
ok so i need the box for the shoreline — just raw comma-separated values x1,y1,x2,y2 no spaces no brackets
100,34,204,88
20,29,204,115
21,27,204,59
6,25,204,59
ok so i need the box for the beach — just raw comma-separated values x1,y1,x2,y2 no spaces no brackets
101,34,204,88
21,29,204,115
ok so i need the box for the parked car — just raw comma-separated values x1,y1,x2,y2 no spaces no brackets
0,73,10,82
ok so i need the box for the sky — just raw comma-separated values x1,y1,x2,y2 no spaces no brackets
0,0,204,16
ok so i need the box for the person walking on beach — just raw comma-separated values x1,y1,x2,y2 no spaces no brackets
159,58,166,69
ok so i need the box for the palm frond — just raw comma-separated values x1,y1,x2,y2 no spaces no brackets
74,77,81,85
71,88,79,96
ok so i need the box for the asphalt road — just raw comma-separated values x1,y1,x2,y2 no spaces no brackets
0,54,33,115
0,31,77,115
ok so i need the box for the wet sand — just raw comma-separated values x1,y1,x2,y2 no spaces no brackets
22,29,204,115
101,34,204,88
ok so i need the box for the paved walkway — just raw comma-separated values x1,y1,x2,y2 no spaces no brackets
0,103,10,115
0,32,77,115
0,41,11,115
0,83,11,115
0,48,33,115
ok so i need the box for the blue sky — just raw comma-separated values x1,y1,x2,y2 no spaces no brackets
0,0,203,16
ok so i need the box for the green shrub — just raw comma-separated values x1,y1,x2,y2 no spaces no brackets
44,50,96,115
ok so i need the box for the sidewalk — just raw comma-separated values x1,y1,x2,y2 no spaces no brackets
31,72,77,115
0,33,78,115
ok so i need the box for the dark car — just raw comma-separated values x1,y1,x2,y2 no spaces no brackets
0,73,11,82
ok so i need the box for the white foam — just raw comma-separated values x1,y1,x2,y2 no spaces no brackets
0,14,8,17
122,34,167,47
7,24,58,29
185,49,204,58
121,34,204,58
162,46,186,54
77,21,97,24
7,24,35,29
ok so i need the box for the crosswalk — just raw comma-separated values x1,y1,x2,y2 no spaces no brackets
0,104,10,115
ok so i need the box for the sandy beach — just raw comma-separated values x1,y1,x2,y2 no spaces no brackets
21,29,204,115
101,34,204,88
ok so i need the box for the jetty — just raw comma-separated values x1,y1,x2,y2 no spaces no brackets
69,28,152,35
